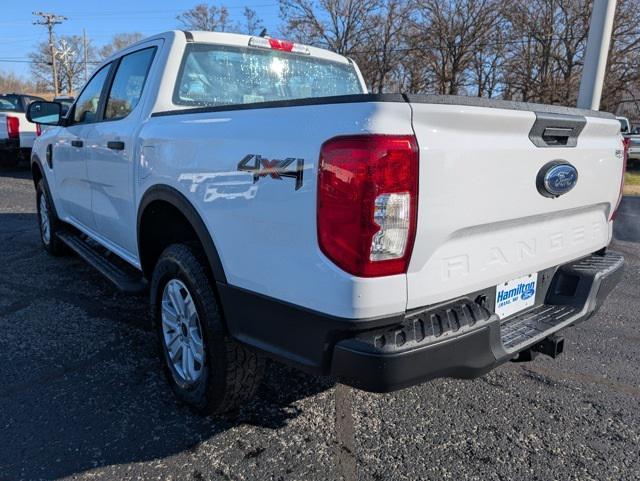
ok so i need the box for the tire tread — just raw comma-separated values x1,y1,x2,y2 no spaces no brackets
152,243,264,415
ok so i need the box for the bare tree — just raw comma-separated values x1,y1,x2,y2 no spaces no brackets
241,7,265,35
30,35,94,94
553,0,591,104
0,71,37,93
99,32,144,59
601,0,640,114
502,0,551,102
470,17,508,98
359,0,413,93
407,0,502,95
177,3,231,31
280,0,381,56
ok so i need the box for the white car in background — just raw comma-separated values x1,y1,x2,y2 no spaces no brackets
0,93,44,167
626,136,640,161
617,116,631,134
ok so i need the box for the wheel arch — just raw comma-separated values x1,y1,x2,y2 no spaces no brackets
31,154,60,220
137,184,227,285
31,155,44,188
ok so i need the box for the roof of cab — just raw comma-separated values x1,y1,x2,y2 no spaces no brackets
104,30,351,66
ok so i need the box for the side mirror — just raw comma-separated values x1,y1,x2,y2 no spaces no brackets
27,101,62,126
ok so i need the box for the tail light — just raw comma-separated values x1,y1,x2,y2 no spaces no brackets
317,135,419,277
36,123,42,136
611,137,629,221
6,116,19,139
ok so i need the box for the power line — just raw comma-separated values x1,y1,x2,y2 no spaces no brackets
33,11,67,96
0,59,101,65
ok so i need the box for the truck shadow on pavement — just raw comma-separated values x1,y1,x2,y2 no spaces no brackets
613,196,640,243
0,210,334,481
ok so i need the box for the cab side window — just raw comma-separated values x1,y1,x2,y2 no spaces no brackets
74,64,111,124
105,48,156,121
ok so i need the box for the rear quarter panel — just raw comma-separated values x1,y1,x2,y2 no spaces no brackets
138,100,413,319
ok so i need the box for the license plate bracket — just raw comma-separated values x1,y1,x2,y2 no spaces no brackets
495,273,538,319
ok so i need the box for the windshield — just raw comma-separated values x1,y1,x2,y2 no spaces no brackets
174,43,364,107
0,95,23,112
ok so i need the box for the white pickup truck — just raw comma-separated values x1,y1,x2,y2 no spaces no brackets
0,93,43,167
28,30,626,414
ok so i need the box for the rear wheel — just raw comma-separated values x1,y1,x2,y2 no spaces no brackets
151,243,265,414
36,180,65,255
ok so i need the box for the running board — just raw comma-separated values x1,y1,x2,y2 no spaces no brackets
58,231,147,294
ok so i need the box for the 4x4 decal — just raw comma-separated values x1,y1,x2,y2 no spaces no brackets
237,154,304,191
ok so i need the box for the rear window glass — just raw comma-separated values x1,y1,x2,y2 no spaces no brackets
174,43,363,107
0,95,23,112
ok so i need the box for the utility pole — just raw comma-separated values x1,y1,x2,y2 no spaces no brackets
577,0,617,110
83,29,88,83
33,11,67,96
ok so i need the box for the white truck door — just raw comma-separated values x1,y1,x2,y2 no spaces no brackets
54,63,112,229
85,47,157,257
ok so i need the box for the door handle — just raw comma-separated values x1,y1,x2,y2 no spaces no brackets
107,141,125,150
71,140,83,148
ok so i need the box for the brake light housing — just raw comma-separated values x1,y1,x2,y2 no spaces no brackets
6,116,19,139
317,135,419,277
249,36,311,55
611,137,629,221
36,123,42,136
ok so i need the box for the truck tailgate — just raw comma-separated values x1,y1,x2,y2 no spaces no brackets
406,97,623,309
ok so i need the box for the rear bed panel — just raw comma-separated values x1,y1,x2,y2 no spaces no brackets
407,101,622,310
142,99,414,319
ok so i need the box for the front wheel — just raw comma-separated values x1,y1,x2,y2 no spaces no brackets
36,180,65,256
151,243,265,415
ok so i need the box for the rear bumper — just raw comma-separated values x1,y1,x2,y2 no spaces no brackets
331,251,624,392
219,250,624,393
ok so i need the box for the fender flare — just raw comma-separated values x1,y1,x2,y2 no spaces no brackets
137,184,227,284
30,154,44,187
30,154,60,220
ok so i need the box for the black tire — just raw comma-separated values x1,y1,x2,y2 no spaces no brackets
151,243,265,415
36,180,66,256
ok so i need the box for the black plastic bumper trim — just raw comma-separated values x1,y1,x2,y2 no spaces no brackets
0,138,19,151
332,322,502,392
221,251,624,393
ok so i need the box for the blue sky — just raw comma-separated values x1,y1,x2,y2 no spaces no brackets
0,0,282,77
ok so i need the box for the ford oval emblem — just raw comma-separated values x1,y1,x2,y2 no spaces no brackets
537,161,578,198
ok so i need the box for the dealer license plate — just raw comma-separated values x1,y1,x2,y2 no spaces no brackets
495,273,538,319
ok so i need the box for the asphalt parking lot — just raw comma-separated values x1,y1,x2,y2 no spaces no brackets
1,166,639,481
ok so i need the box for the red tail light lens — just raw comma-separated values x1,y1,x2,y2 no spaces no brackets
268,38,294,52
36,123,42,136
611,137,629,221
6,116,19,139
317,135,419,277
